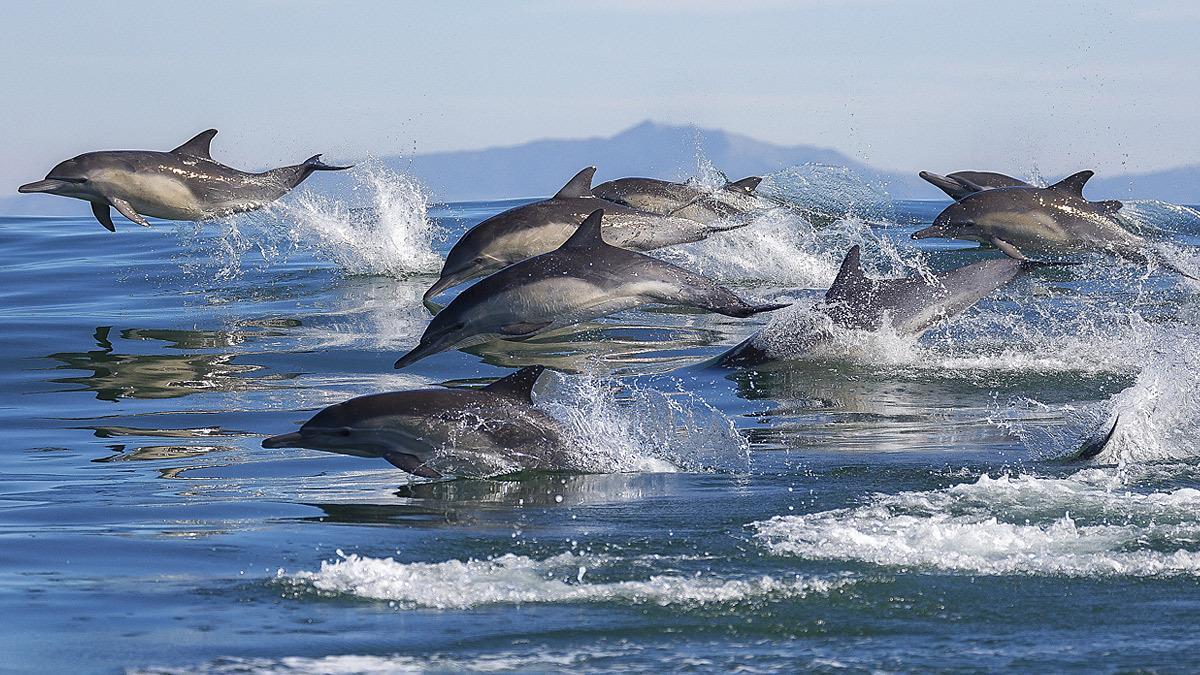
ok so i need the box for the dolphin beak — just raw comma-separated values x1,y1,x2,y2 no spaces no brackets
262,432,304,449
422,267,484,309
911,225,946,240
18,179,68,193
394,340,444,369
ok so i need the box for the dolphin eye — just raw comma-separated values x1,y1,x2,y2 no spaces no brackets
337,427,352,437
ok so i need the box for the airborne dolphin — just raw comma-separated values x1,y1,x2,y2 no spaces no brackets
919,170,1031,201
398,209,788,368
716,245,1035,367
911,171,1139,262
262,365,566,478
592,175,766,224
18,129,351,231
423,167,750,305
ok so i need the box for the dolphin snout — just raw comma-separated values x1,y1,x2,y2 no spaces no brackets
911,225,946,240
394,339,445,369
18,179,69,193
262,432,304,449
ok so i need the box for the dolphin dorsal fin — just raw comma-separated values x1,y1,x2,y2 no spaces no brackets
483,365,545,402
560,209,609,249
554,167,596,199
171,129,218,160
825,245,872,304
724,176,762,194
1048,170,1094,196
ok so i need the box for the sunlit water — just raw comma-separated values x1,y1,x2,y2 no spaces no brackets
2,165,1200,672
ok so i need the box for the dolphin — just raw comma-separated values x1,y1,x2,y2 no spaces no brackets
398,209,788,368
261,365,567,478
592,175,765,224
716,245,1037,367
919,170,1031,201
18,129,351,231
910,170,1139,262
423,167,750,306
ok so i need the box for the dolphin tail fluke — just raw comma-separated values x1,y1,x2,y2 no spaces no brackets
278,155,354,190
302,154,354,172
724,176,762,194
1074,415,1119,461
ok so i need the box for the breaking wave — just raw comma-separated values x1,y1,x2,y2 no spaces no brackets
753,471,1200,577
280,550,851,609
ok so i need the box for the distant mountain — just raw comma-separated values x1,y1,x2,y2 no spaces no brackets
386,120,929,201
2,121,1196,214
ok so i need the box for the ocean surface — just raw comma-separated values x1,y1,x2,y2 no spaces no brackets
3,164,1200,673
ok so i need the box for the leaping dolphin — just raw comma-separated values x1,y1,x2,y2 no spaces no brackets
919,170,1031,201
592,175,766,224
18,129,351,231
716,245,1037,367
262,366,567,478
911,171,1141,262
398,209,788,368
422,167,750,306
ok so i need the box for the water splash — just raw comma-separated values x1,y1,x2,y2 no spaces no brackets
538,370,750,474
177,161,443,280
284,161,443,276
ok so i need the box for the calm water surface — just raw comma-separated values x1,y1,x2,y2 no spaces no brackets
2,172,1200,673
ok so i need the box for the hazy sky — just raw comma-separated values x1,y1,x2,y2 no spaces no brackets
2,1,1196,193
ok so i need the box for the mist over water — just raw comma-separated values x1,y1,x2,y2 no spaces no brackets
4,159,1200,673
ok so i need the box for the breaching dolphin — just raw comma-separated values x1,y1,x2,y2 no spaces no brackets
911,171,1139,262
423,167,750,306
262,365,566,478
592,175,766,225
398,209,788,368
716,245,1037,367
18,129,351,231
919,170,1031,201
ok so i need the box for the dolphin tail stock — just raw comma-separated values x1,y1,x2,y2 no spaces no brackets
1073,415,1119,461
1113,244,1200,282
1141,245,1200,282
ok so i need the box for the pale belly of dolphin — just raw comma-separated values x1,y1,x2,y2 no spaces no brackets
101,171,277,221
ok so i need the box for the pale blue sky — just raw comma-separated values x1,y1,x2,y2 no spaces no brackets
1,1,1196,193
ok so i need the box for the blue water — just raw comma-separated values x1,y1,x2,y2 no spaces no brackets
3,168,1200,673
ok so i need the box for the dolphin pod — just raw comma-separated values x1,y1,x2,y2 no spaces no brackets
19,129,351,231
396,209,788,369
16,132,1176,471
422,167,753,306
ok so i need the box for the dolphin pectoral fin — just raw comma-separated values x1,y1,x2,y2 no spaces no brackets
382,451,442,479
110,197,149,227
90,202,116,232
499,321,552,336
990,238,1028,261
